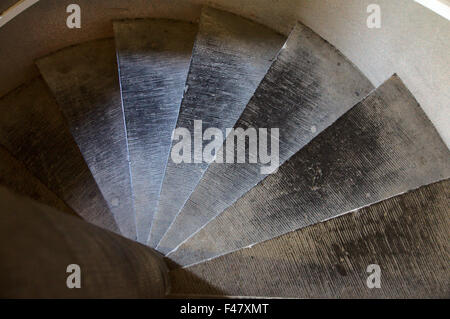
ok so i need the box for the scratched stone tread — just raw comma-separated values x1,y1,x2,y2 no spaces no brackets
150,7,286,248
158,21,375,254
114,19,197,243
168,179,450,298
167,75,450,266
37,39,136,239
0,78,119,233
0,145,76,216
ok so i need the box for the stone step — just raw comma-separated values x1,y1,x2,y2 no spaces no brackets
37,39,136,239
149,7,286,247
0,145,76,216
168,179,449,298
157,21,374,254
0,78,119,233
167,75,450,266
114,19,197,244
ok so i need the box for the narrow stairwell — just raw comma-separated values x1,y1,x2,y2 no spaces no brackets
0,5,448,299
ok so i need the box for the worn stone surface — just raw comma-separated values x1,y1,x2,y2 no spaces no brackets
0,78,119,233
0,187,167,298
0,145,76,216
150,7,286,248
114,19,197,244
169,180,450,298
37,39,136,239
168,75,450,266
1,1,449,149
158,22,374,254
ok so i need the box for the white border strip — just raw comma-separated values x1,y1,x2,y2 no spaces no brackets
0,0,40,28
415,0,450,20
0,0,448,29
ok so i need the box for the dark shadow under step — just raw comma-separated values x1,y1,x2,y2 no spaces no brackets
0,187,167,298
114,19,197,244
157,21,374,254
0,145,76,216
0,78,119,233
149,7,286,247
168,179,450,298
37,39,136,240
167,75,450,266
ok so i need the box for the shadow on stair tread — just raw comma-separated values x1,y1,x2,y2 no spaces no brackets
167,75,450,266
150,7,286,247
157,21,374,254
0,77,120,234
114,19,197,244
168,179,450,298
36,39,136,240
0,145,77,216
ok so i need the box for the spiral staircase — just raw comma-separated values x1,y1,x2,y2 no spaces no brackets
0,5,449,298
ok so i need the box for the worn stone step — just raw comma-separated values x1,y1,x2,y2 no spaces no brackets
37,39,136,239
0,145,76,216
157,21,374,254
167,75,450,266
168,179,450,298
149,7,286,247
114,19,197,244
0,78,119,233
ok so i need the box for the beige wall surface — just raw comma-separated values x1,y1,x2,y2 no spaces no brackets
0,0,448,145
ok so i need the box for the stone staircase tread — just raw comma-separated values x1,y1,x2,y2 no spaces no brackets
150,7,286,247
168,179,450,298
167,75,450,266
37,39,136,239
157,21,374,254
114,19,197,244
0,145,77,216
0,78,119,233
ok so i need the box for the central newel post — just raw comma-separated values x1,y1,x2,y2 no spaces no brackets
0,187,169,298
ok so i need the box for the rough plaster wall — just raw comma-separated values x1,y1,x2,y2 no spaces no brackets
0,0,448,145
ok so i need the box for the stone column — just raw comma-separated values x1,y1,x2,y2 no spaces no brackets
0,187,168,298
